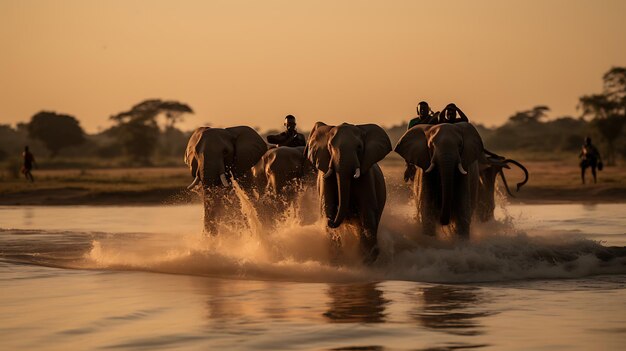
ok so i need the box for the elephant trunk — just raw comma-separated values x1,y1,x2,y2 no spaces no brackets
329,156,359,228
504,159,529,191
329,169,351,228
439,155,457,226
201,158,228,188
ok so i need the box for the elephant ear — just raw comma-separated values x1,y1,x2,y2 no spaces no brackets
184,127,208,177
456,122,485,169
226,126,268,174
394,125,431,169
357,124,392,173
305,121,333,173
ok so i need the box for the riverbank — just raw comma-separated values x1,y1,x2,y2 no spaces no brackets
0,161,624,205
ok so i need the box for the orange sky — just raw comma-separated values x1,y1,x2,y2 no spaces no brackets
1,0,624,133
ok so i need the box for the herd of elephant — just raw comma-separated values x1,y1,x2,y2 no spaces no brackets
184,122,528,264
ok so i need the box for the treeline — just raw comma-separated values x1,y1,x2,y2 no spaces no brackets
386,107,622,161
388,67,626,165
1,67,625,168
0,99,195,168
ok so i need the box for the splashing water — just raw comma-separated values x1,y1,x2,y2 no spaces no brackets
72,184,626,283
1,184,625,284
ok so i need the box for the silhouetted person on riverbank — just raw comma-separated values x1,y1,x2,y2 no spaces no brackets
267,115,306,147
22,146,36,182
579,137,602,184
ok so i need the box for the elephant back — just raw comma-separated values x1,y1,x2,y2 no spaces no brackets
265,146,310,178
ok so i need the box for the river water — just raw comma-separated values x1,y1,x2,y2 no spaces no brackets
1,202,625,350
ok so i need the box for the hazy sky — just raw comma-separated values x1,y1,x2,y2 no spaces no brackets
1,0,624,133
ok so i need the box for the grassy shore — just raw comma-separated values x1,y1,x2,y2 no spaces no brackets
0,159,625,206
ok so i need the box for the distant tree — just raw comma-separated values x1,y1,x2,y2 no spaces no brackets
579,67,626,165
111,99,193,128
507,105,550,124
110,99,193,163
27,111,85,157
158,126,190,158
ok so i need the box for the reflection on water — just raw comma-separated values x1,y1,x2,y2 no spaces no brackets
412,285,491,336
582,203,597,211
324,283,389,323
329,346,385,351
203,281,246,324
22,207,34,226
1,204,626,350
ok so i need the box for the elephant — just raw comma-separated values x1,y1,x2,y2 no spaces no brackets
394,122,484,238
259,146,315,196
305,122,392,264
476,150,529,222
252,146,317,224
184,126,268,234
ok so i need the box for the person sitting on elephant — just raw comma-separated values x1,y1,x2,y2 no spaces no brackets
438,103,469,124
408,101,439,129
579,136,602,184
266,115,306,147
405,101,439,182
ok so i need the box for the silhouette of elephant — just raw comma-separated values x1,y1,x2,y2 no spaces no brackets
395,123,484,238
305,122,391,264
254,146,315,197
252,146,317,225
184,126,267,234
476,150,529,222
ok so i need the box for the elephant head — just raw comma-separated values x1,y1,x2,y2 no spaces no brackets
395,122,484,225
184,126,268,190
477,151,529,222
305,122,391,228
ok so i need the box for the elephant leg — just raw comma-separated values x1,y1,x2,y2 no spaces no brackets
203,194,219,235
266,173,285,216
455,209,471,239
359,209,380,265
420,201,437,236
318,172,341,263
454,173,472,239
354,168,384,265
328,227,342,265
319,172,338,223
417,172,437,236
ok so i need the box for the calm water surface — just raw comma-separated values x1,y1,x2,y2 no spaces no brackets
1,203,625,350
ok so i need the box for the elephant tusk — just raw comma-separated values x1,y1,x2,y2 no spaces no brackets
220,173,230,187
187,176,200,190
457,163,468,175
424,162,435,173
324,167,334,179
353,168,361,179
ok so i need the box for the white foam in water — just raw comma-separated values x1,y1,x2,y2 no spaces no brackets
75,183,626,284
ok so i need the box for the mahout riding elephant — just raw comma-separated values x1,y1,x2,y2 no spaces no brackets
394,122,484,238
185,126,267,233
476,150,529,222
305,122,392,264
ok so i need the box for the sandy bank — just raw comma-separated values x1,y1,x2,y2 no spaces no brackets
0,162,624,206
